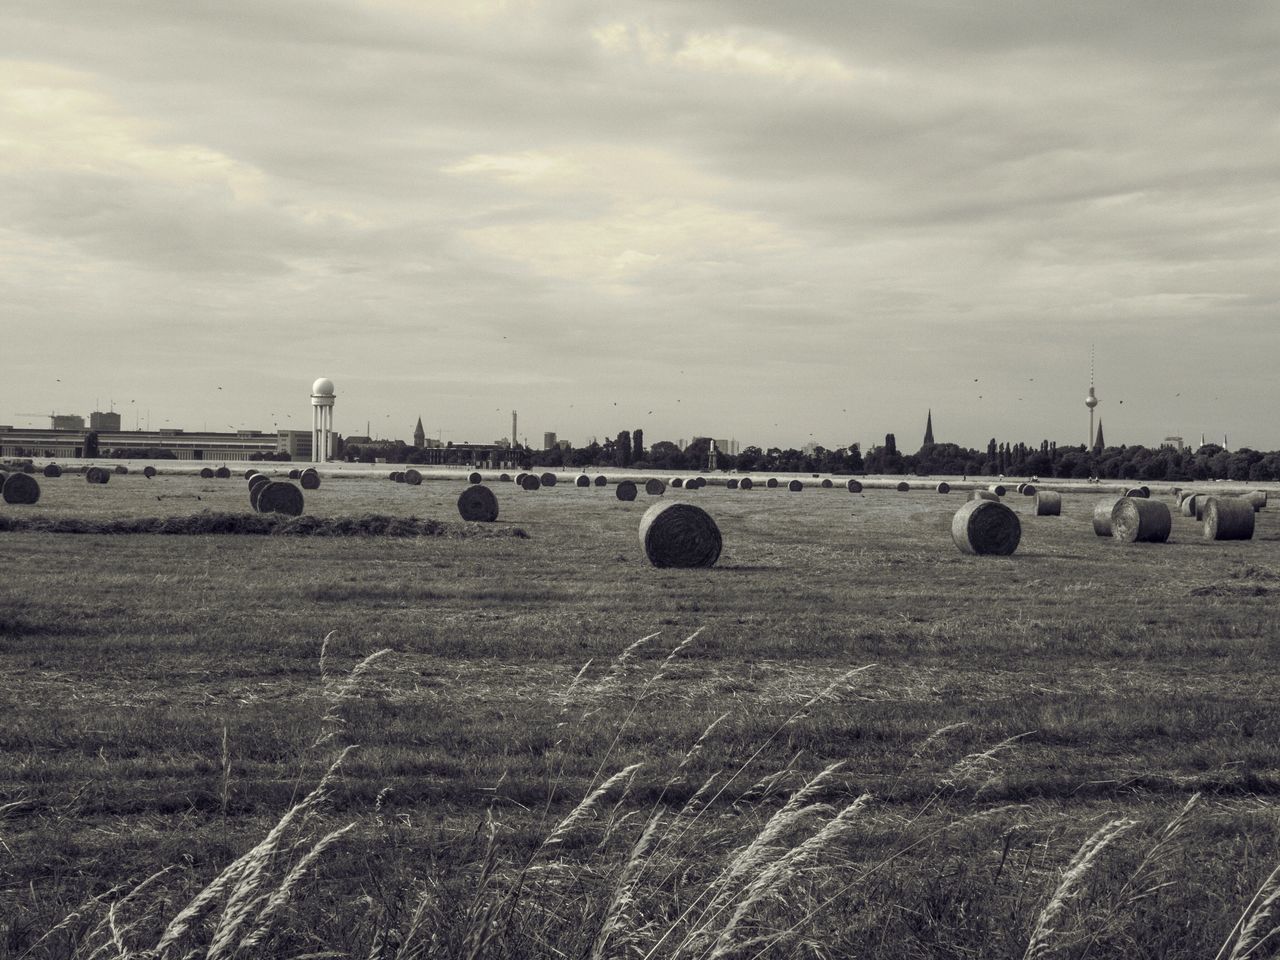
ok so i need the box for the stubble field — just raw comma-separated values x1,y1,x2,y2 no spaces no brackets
2,468,1279,959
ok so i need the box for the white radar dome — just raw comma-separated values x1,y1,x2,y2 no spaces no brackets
312,377,336,396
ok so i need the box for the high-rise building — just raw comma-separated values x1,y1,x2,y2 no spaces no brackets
714,439,739,456
52,414,85,430
543,431,557,450
89,411,121,431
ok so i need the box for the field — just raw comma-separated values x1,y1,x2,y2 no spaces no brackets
3,467,1280,959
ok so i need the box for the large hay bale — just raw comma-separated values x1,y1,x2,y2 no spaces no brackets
1245,490,1267,511
540,473,557,487
616,480,638,501
935,481,951,494
404,469,422,486
143,465,156,479
257,481,304,516
249,473,271,491
214,466,231,479
594,475,607,487
740,477,754,490
970,490,998,502
821,479,833,488
789,479,803,492
896,481,909,492
1203,497,1255,541
199,467,214,479
469,472,482,485
1111,498,1171,543
766,478,779,489
1124,487,1149,499
671,477,684,488
2,473,40,505
951,500,1021,556
638,502,722,568
457,484,499,522
576,475,591,488
645,478,666,495
846,479,861,493
1195,496,1210,522
1034,491,1062,516
988,484,1006,497
43,463,62,478
300,468,320,490
1092,498,1123,536
521,474,541,491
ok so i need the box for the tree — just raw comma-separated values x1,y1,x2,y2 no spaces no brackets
616,430,632,467
84,431,99,458
632,429,644,463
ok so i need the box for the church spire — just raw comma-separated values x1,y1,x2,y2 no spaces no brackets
922,409,934,447
1092,417,1105,453
414,416,425,447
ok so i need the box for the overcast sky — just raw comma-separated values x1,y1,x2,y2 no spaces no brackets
4,1,1278,451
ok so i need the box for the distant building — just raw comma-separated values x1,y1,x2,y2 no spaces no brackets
89,411,121,431
714,439,740,456
52,414,85,430
1161,436,1184,451
922,409,934,447
557,439,572,451
277,430,314,460
543,431,557,450
413,417,425,447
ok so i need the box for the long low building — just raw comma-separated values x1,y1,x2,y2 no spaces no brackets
0,426,309,461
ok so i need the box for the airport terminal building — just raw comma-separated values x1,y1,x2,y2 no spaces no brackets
0,426,311,461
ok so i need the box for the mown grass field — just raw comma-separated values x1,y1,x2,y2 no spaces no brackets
2,469,1279,959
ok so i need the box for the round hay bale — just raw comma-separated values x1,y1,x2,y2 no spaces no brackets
2,473,40,505
214,466,231,479
1180,494,1198,516
726,478,740,490
1124,487,1149,499
642,478,665,495
288,469,301,480
1245,490,1267,511
257,481,304,517
404,468,422,486
245,469,258,480
594,475,607,486
671,477,685,488
521,474,541,491
1195,496,1210,522
951,500,1021,556
43,463,62,478
1170,487,1181,498
935,481,950,494
1034,491,1062,516
1203,497,1255,541
540,473,557,487
988,484,1006,497
740,477,754,490
394,472,407,483
1111,498,1172,543
970,489,999,502
616,479,638,501
388,471,399,481
469,472,482,485
576,475,591,488
88,467,110,485
249,481,269,511
692,477,706,488
1092,498,1123,536
457,484,499,522
199,467,214,479
300,469,320,490
638,502,722,569
788,479,803,492
499,473,511,482
1016,483,1027,495
114,465,128,475
846,479,861,493
1021,484,1036,497
896,481,910,492
143,465,156,479
1139,485,1151,497
249,473,271,496
514,472,527,485
821,478,833,488
766,478,779,489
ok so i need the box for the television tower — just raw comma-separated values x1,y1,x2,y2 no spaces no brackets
1085,345,1099,449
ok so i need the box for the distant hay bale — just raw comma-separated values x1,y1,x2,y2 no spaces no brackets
521,474,541,491
1016,483,1027,495
469,472,482,484
789,479,803,492
115,465,128,475
513,472,526,485
616,480,638,501
199,467,214,479
43,464,62,478
671,477,684,488
821,478,833,488
300,468,320,490
1139,485,1151,497
245,469,258,480
726,478,739,490
935,481,950,494
2,473,40,505
214,466,231,479
951,500,1021,556
499,473,511,482
1203,497,1255,541
692,477,706,488
256,481,305,517
1034,491,1062,516
846,479,861,493
249,481,269,511
970,490,999,502
1111,498,1171,543
988,484,1006,497
576,475,590,488
740,477,754,490
896,481,909,492
1092,498,1123,536
1245,490,1267,511
86,467,110,485
594,475,607,486
1180,494,1198,516
249,473,271,492
143,466,156,479
1170,487,1181,498
1124,487,1149,499
540,473,557,487
766,478,779,489
645,478,666,495
457,484,499,522
638,502,722,568
288,469,301,480
403,469,422,486
1021,484,1036,497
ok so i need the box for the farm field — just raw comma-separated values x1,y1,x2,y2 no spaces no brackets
2,469,1280,959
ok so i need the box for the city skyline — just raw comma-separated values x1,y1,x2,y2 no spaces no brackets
5,3,1279,449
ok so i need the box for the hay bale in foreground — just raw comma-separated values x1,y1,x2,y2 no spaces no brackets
257,481,305,517
214,466,231,479
1092,498,1123,537
469,472,482,485
638,502,722,568
249,481,269,511
1203,497,1255,541
1195,497,1210,522
1034,491,1062,516
521,474,541,491
43,464,62,478
616,480,638,501
576,475,590,488
970,490,998,502
766,478,779,488
1245,490,1267,511
457,484,499,522
2,473,40,505
594,475,607,487
726,478,739,490
988,484,1006,497
935,481,951,494
821,478,833,488
144,466,156,479
739,477,754,490
403,469,422,486
645,478,666,495
896,481,909,492
540,473,557,487
249,473,271,493
1111,498,1171,543
846,479,861,493
951,500,1021,556
789,479,803,492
